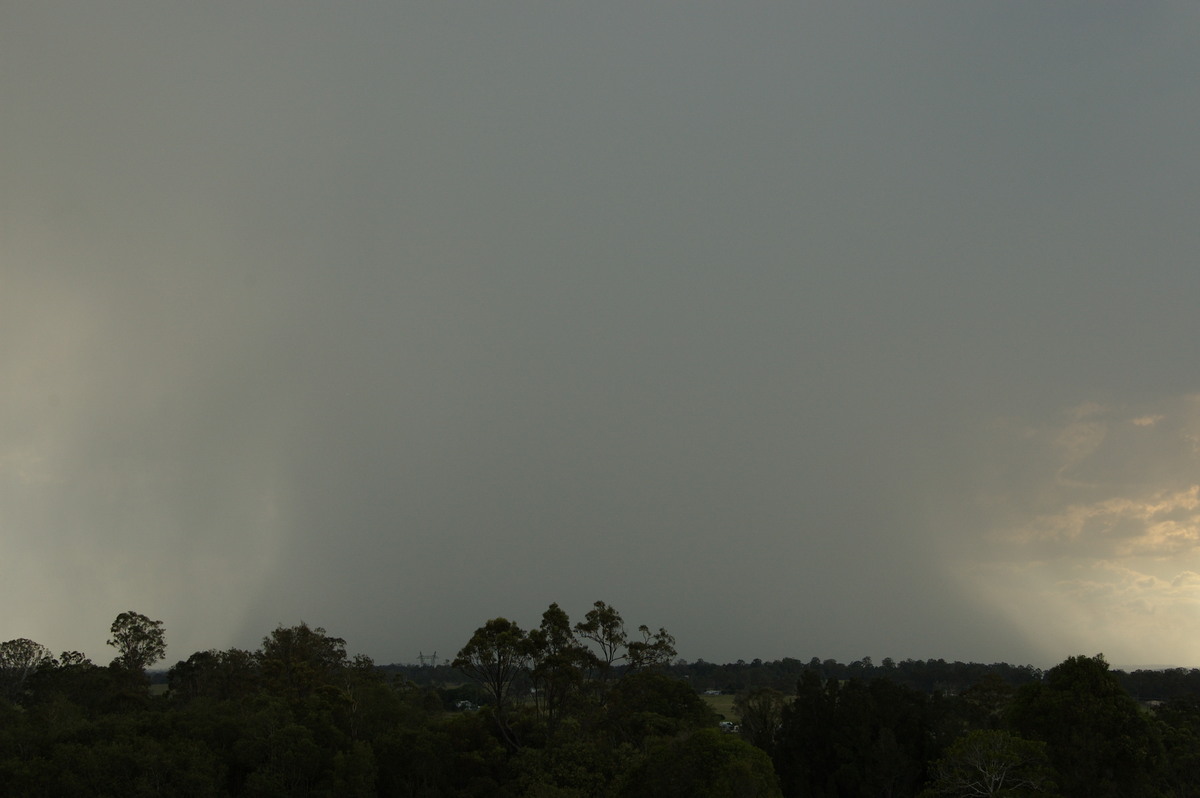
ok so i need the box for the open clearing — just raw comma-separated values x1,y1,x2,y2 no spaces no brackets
702,693,738,721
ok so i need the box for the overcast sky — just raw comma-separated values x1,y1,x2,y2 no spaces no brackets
4,3,1200,670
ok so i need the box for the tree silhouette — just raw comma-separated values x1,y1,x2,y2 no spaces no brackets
107,610,166,674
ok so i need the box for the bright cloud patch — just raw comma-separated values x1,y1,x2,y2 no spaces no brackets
1021,486,1200,556
953,397,1200,666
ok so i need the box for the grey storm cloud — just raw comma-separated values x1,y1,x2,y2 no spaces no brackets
4,3,1200,669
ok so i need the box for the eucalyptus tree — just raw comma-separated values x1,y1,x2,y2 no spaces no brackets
922,729,1058,798
107,610,166,675
453,617,529,749
526,603,592,725
0,637,52,701
575,600,628,676
453,617,529,711
626,625,677,672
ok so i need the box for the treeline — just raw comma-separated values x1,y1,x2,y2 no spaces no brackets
657,655,1200,703
669,656,1045,696
385,655,1044,697
0,604,775,797
761,654,1200,798
5,605,1200,796
390,653,1200,704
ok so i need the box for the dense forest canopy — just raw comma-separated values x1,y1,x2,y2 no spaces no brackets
4,604,1200,797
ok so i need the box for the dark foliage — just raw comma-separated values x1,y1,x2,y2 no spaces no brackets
5,619,1200,797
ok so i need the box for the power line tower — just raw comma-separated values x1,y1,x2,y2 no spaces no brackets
417,651,438,668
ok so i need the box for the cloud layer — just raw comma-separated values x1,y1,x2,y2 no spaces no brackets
4,4,1200,668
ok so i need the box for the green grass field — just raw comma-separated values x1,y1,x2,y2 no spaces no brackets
702,693,738,722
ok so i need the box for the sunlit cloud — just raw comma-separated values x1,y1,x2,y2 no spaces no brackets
950,397,1200,665
1016,486,1200,556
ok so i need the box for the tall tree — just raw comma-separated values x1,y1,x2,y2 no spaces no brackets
0,637,52,702
1008,654,1162,798
454,617,529,749
736,687,786,754
526,603,591,725
453,617,529,711
258,622,348,700
922,729,1058,797
575,601,628,675
626,625,677,671
107,610,167,675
